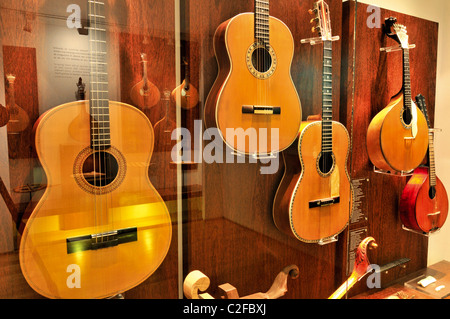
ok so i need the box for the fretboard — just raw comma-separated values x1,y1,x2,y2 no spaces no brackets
322,40,333,154
255,0,270,46
428,132,436,187
402,48,412,111
88,0,110,150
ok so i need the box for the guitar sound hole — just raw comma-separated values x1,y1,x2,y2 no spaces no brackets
402,108,412,125
251,47,272,73
82,151,119,187
318,152,334,175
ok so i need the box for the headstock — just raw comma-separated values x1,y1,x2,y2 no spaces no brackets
415,94,431,129
308,0,333,40
384,17,410,49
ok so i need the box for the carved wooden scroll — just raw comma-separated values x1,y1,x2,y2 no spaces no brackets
184,264,299,299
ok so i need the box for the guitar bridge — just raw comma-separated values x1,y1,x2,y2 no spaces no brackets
309,196,340,208
66,227,137,254
242,105,281,115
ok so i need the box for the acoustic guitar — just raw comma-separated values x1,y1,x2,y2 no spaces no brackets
5,74,30,133
366,18,428,173
273,0,352,243
171,58,199,110
204,0,301,155
399,94,448,234
19,0,172,299
130,53,160,109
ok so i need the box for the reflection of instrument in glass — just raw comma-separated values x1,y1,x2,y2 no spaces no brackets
130,53,160,109
75,77,86,101
367,18,428,173
5,74,30,134
204,0,301,155
400,94,448,234
329,237,377,299
273,0,352,244
171,58,198,110
19,0,172,299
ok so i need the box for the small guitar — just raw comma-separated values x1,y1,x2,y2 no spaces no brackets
0,103,8,127
366,18,428,173
273,0,352,243
130,53,160,109
19,0,172,299
204,0,301,155
5,74,30,133
171,58,199,110
399,94,448,233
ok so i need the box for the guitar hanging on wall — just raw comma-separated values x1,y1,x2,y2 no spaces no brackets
366,18,428,173
399,94,448,234
273,0,352,244
204,0,302,155
19,0,172,299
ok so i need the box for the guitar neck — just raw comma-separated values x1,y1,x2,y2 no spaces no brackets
254,0,270,46
88,0,111,150
322,40,333,154
428,131,436,187
402,48,412,111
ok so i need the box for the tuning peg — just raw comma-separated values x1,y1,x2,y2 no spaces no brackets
310,17,319,24
311,26,321,33
308,8,317,15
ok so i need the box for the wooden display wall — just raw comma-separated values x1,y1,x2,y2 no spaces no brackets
181,0,438,299
0,0,438,299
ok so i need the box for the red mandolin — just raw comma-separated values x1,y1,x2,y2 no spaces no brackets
399,94,448,234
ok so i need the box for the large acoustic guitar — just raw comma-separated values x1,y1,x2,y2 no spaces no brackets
19,0,172,299
273,0,352,243
399,94,448,234
366,18,428,173
204,0,301,155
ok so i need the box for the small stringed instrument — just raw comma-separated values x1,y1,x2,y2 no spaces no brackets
130,53,160,109
5,74,30,133
204,0,301,155
273,0,352,243
366,18,428,173
0,103,8,127
171,58,199,110
399,94,448,234
19,0,172,299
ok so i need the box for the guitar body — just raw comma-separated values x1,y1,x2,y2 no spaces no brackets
130,78,160,110
367,92,428,172
273,121,352,242
19,100,172,299
204,13,301,155
170,81,199,110
400,166,448,233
